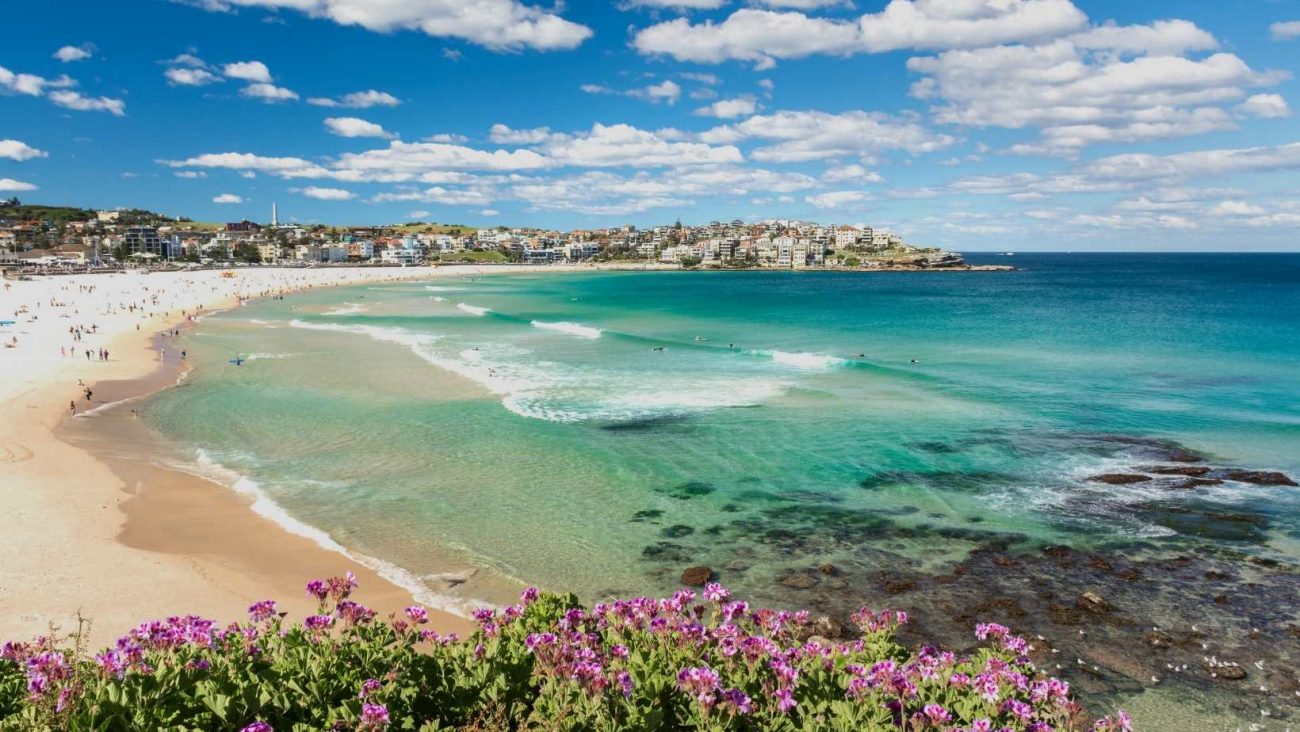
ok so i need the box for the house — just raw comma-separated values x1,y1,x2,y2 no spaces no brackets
834,225,860,250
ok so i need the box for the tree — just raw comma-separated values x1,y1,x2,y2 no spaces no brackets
679,255,702,268
844,256,861,268
233,241,262,264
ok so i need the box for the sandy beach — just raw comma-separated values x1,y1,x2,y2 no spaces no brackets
0,265,585,646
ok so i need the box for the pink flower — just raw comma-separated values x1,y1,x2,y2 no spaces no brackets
703,583,730,602
359,678,382,699
924,703,952,724
520,587,540,604
404,606,429,625
247,600,277,623
775,687,797,713
240,723,273,732
359,702,389,730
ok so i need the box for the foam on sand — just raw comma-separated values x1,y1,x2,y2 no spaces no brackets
530,320,602,339
187,449,473,616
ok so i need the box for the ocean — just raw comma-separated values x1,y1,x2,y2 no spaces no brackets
140,254,1300,725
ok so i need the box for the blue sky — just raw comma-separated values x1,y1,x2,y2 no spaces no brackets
3,0,1300,250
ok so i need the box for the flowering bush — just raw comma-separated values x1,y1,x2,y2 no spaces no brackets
0,575,1130,731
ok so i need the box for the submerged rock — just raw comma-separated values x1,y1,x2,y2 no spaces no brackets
1078,592,1115,614
1223,470,1297,487
680,565,713,586
1144,465,1212,476
1168,478,1224,490
1089,473,1153,485
780,573,818,590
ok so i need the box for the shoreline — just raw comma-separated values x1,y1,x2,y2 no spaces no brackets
0,265,583,647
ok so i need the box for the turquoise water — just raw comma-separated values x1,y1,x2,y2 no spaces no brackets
144,255,1300,606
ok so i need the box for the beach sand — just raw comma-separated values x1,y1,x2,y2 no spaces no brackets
0,265,580,647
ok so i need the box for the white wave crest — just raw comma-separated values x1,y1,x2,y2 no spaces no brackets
324,302,369,316
456,303,490,316
768,350,848,370
530,320,602,339
425,286,465,292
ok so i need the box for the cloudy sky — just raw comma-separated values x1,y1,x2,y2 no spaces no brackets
3,0,1300,250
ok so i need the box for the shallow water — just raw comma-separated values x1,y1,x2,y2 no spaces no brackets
141,254,1300,726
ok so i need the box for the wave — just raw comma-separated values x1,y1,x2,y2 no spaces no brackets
432,296,448,302
425,286,465,292
243,352,295,361
289,319,785,424
324,302,369,316
456,303,490,316
764,350,850,370
189,449,475,616
530,320,602,339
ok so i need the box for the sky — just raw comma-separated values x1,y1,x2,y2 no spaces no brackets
2,0,1300,251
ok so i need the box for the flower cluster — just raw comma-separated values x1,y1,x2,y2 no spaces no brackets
0,576,1131,731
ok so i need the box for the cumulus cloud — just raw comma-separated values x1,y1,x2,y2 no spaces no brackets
488,124,562,145
0,178,37,192
542,123,743,167
372,186,494,205
0,64,123,115
174,170,208,178
190,0,591,51
241,82,298,102
213,193,244,203
582,80,682,105
307,90,401,108
53,44,95,63
296,186,355,200
324,117,396,139
222,60,272,83
732,110,955,162
806,190,872,208
1270,21,1300,41
48,90,126,116
1236,93,1289,118
624,0,727,8
694,97,759,118
633,0,1087,66
0,139,48,162
822,164,884,183
165,67,221,85
908,31,1285,155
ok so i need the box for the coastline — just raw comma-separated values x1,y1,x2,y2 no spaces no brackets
0,265,589,646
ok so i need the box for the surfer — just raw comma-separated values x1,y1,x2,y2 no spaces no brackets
652,346,665,352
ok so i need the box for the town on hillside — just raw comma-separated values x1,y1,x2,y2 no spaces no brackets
0,199,981,272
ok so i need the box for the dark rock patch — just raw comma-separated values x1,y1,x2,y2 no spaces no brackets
660,524,695,539
680,566,713,586
1223,470,1297,487
630,509,664,523
1089,473,1152,485
655,481,717,500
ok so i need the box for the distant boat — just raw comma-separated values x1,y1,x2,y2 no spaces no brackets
1003,252,1015,256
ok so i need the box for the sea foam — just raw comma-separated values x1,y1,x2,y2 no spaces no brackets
530,320,602,339
456,303,490,316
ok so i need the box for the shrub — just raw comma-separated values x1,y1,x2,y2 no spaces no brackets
0,576,1130,731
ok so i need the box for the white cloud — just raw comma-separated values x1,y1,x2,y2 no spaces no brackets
633,0,1087,66
424,133,468,143
0,178,37,192
1208,200,1266,217
174,170,208,179
241,82,298,102
0,139,47,162
1270,21,1300,41
583,80,683,105
297,186,355,200
213,193,244,203
324,117,396,139
908,35,1284,155
488,124,560,145
753,0,851,7
407,210,430,218
194,0,592,52
479,208,500,216
1070,19,1217,55
633,9,862,68
806,190,871,208
167,67,221,86
168,53,208,67
822,164,883,183
0,64,122,115
47,90,126,116
542,123,743,167
372,186,494,205
222,61,273,83
734,110,955,161
858,0,1087,53
694,97,759,118
624,0,727,8
1080,142,1300,183
634,80,681,105
53,44,95,63
1236,93,1289,119
335,141,552,175
307,90,401,108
